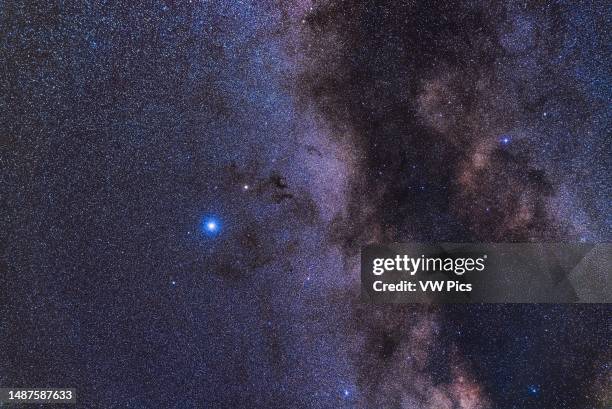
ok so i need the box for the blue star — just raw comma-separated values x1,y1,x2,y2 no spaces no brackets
500,135,511,146
340,385,356,399
528,385,540,396
202,216,221,237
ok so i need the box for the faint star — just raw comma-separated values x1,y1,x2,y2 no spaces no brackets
528,385,540,396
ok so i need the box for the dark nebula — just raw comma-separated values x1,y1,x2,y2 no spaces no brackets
1,1,610,408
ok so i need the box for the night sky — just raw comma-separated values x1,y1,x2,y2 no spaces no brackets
1,1,611,408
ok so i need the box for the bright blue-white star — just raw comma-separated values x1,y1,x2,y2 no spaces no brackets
202,216,221,236
500,135,511,145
